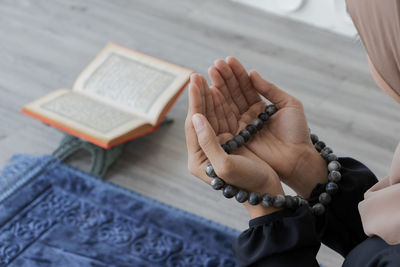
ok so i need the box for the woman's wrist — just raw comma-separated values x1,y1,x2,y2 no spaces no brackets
244,202,283,219
288,146,328,198
244,182,285,219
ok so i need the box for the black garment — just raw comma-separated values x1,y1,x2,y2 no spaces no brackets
233,158,400,266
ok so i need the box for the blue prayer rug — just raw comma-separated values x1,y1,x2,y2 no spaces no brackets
0,155,239,266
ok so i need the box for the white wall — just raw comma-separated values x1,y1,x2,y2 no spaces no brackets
234,0,357,37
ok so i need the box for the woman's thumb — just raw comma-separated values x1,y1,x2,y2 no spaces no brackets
249,70,292,108
192,113,225,163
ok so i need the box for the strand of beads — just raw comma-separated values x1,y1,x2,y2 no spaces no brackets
308,133,341,215
220,104,278,154
205,104,342,216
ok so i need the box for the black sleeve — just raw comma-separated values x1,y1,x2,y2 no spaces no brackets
309,157,378,257
233,157,378,266
233,206,321,267
344,236,400,266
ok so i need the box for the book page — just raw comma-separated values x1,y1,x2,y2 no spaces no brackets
73,43,192,124
80,53,176,115
24,90,146,140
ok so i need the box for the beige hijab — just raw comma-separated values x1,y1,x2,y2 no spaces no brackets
346,0,400,245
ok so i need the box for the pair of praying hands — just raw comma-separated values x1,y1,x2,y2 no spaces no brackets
185,57,328,218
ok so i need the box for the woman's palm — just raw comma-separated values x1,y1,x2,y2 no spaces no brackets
209,57,312,185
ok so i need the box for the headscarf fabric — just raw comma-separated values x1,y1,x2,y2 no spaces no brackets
346,0,400,245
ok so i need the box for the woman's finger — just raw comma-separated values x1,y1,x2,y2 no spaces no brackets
200,75,219,133
187,74,203,114
185,75,204,162
219,90,238,134
214,59,249,114
208,66,240,119
226,56,261,106
191,74,206,114
249,70,298,109
210,87,230,134
185,77,215,184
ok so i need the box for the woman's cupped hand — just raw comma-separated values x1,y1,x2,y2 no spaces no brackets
185,57,329,217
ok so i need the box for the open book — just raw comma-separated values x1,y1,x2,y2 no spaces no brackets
22,43,192,148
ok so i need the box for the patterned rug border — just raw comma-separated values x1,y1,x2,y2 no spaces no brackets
0,154,240,237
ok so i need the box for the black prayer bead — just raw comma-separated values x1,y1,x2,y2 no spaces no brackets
251,118,264,131
258,112,270,122
299,198,309,207
226,140,238,152
326,153,338,163
314,141,326,152
210,177,225,190
223,185,239,198
235,189,249,203
328,161,341,172
239,130,251,142
273,194,286,208
328,170,341,183
292,196,301,207
265,104,278,116
319,192,332,205
285,196,297,209
261,193,273,207
248,192,261,205
310,133,319,144
246,124,257,135
311,203,325,216
325,182,339,195
321,147,333,154
320,147,333,159
233,135,245,147
205,164,217,178
221,143,231,154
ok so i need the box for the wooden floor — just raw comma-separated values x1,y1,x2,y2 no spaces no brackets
1,0,399,266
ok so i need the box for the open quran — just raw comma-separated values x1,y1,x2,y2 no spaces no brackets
22,43,192,148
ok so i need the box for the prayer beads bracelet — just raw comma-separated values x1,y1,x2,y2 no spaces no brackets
205,104,342,216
